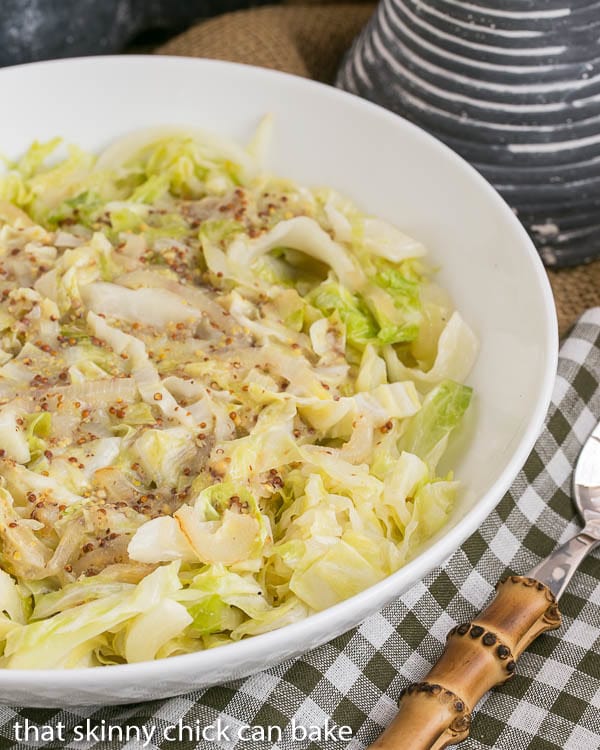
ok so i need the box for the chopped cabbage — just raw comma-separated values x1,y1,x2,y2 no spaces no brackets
0,124,476,668
398,380,473,470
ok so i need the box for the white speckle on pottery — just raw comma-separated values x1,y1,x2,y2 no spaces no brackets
531,222,560,239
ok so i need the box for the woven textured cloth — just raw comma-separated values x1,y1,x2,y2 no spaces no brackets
0,313,599,748
158,4,374,82
157,5,600,337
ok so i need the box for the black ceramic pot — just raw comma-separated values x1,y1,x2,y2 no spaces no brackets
0,0,266,68
337,0,600,267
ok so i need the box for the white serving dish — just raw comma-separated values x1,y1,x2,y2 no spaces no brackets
0,55,557,706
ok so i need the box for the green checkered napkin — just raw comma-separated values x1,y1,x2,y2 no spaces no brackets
1,310,599,750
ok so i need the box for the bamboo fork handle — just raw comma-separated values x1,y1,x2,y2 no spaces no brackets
370,576,562,750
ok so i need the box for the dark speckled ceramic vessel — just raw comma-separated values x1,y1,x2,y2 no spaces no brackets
337,0,600,267
0,0,266,68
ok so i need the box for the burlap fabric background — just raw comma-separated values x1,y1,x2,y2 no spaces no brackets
157,4,600,336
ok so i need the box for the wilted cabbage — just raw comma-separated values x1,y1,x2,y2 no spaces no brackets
0,121,476,668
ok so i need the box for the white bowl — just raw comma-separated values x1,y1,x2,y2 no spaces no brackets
0,55,557,706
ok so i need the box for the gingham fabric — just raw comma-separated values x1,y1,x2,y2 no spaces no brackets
1,310,599,750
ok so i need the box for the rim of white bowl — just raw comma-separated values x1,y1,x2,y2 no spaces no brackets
0,55,558,688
